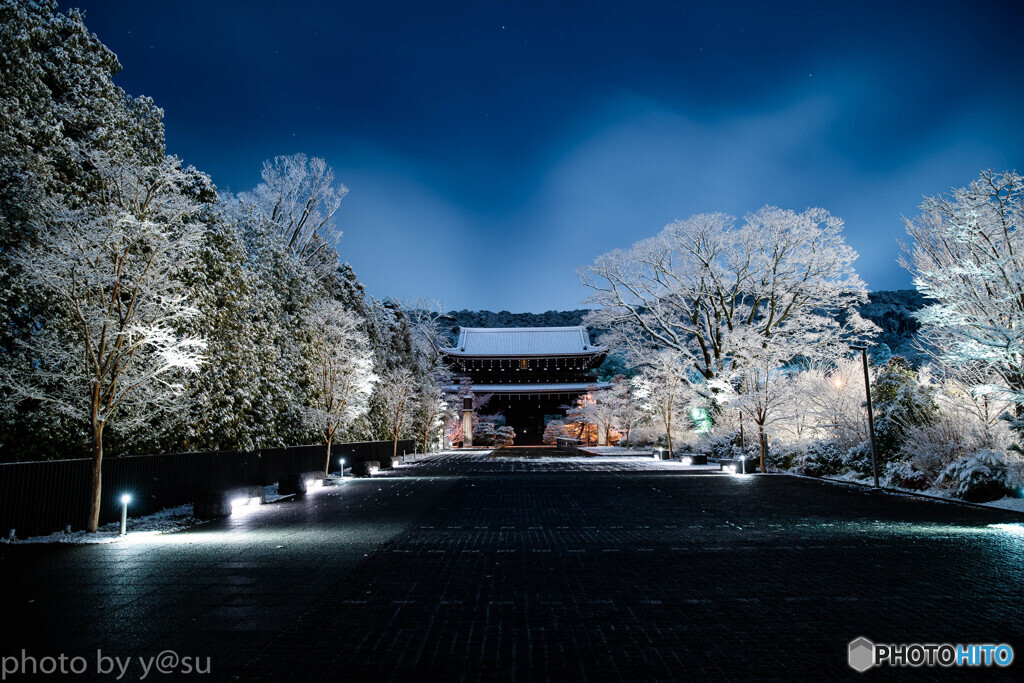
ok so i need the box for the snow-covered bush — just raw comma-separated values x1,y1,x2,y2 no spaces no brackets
870,357,938,461
889,370,1013,486
623,422,662,448
899,410,1009,481
493,426,516,448
473,421,497,446
936,450,1012,502
795,441,845,477
542,419,567,445
766,442,803,471
700,431,742,460
884,461,931,491
842,441,875,476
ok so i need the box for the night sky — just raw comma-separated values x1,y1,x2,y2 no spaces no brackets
70,0,1024,312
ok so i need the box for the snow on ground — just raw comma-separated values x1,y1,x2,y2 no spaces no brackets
976,496,1024,513
483,455,719,471
10,456,1016,544
1,484,304,544
579,446,655,456
1,503,201,545
788,471,1024,513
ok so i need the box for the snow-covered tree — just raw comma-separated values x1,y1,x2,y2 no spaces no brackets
869,357,938,462
576,389,622,446
633,349,698,455
225,200,317,447
407,299,456,453
306,299,376,473
901,170,1024,406
358,297,426,443
580,207,872,384
3,152,207,531
599,375,644,448
713,303,864,470
711,340,798,471
407,299,453,371
412,385,455,452
560,393,606,446
162,206,268,453
218,155,354,448
378,367,419,462
790,358,870,448
239,153,347,281
0,0,170,458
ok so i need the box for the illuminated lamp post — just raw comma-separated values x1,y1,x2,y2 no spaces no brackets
119,494,131,536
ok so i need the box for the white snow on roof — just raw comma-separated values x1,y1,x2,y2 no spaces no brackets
443,326,605,356
444,382,612,393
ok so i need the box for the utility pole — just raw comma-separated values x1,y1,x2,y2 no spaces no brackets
849,345,880,487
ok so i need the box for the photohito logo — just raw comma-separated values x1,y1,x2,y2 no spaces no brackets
848,637,1014,671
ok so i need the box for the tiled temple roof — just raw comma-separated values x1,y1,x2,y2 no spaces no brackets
441,326,606,357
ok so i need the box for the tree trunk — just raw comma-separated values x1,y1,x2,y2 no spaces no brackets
758,424,768,473
393,416,400,462
323,431,334,476
87,422,104,533
665,412,673,457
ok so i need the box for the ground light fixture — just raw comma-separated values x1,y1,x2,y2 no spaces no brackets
230,496,262,512
849,344,880,487
119,494,131,536
339,457,346,478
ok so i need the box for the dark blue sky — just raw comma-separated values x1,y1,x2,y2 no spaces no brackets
72,0,1024,312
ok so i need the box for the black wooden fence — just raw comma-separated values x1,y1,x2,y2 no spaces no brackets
0,439,413,539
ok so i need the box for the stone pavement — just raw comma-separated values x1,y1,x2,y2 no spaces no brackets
2,451,1023,681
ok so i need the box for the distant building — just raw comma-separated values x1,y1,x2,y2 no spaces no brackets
440,326,610,445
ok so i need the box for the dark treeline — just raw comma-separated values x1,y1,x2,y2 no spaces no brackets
449,290,924,360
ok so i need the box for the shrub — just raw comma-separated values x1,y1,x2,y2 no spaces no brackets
493,426,516,447
701,431,742,460
542,419,566,445
870,357,938,460
795,440,845,477
473,421,497,446
936,450,1012,502
766,442,803,471
884,461,931,491
843,441,875,475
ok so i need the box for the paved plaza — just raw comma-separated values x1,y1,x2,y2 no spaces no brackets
2,451,1023,681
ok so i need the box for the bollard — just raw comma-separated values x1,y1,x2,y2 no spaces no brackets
64,524,71,534
7,529,14,540
120,494,131,536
